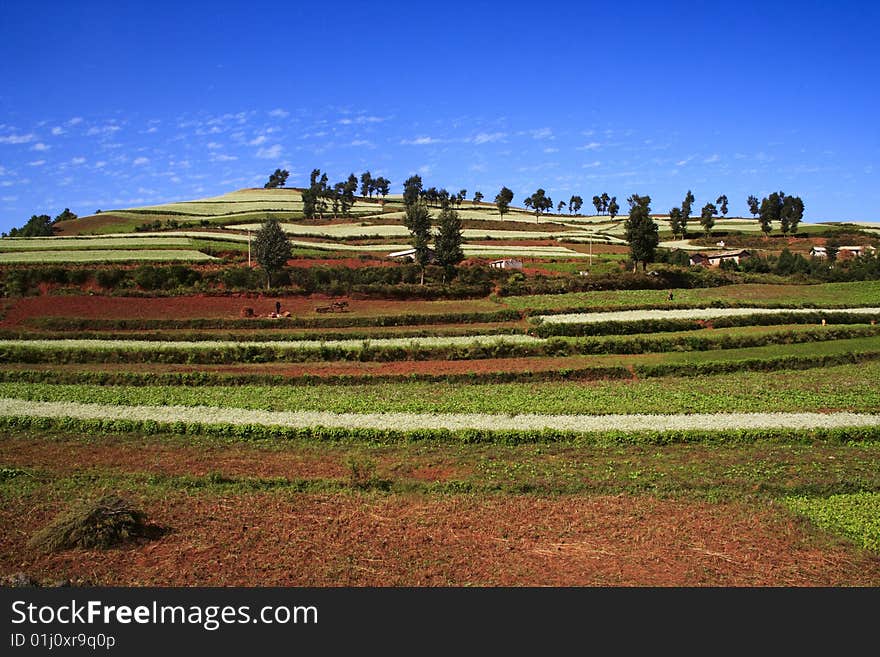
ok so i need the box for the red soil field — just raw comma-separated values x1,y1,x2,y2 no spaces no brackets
3,492,877,586
0,294,501,326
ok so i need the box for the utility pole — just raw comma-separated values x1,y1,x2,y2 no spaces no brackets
248,230,251,267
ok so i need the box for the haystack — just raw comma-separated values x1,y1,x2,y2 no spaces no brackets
27,495,150,553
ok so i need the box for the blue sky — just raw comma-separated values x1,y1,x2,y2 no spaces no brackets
0,0,878,232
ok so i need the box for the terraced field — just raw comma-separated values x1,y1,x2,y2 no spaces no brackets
2,230,879,585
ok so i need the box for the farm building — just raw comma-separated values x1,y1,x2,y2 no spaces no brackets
388,247,436,263
689,250,750,267
489,258,524,270
811,245,876,259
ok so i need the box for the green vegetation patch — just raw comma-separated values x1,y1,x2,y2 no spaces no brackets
783,492,880,552
3,358,880,415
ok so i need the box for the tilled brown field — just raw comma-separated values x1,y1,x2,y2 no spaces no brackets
3,491,879,587
2,434,879,587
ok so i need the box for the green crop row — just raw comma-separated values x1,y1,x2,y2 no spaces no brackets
1,350,878,388
4,358,880,414
2,325,877,365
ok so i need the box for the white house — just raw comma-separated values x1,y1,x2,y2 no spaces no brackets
489,258,523,270
811,245,877,259
388,247,436,263
689,250,750,267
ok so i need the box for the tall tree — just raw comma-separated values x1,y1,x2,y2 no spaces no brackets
747,195,760,219
434,206,464,281
624,194,659,272
374,177,391,200
252,217,292,289
472,191,484,206
700,202,717,237
264,168,289,189
495,186,514,220
301,169,329,220
360,171,373,198
668,207,683,239
758,191,785,237
592,195,602,214
524,188,552,223
557,200,567,214
608,197,619,221
568,195,583,215
825,237,840,263
403,201,433,285
781,195,805,235
403,175,423,207
600,192,610,214
342,173,359,216
54,208,78,223
681,190,695,237
716,194,729,217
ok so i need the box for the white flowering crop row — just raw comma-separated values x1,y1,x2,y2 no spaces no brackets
1,398,877,433
537,307,880,325
0,334,542,352
0,250,218,263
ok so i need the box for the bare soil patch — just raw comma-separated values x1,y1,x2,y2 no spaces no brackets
2,492,877,586
1,294,499,327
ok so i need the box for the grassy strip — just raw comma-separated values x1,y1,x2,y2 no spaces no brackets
783,492,880,552
504,280,880,312
2,414,880,446
532,311,880,337
1,350,878,387
3,355,880,414
1,326,877,364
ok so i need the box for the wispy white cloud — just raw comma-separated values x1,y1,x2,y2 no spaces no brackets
249,135,267,146
211,153,238,162
531,128,554,140
132,157,150,166
349,139,374,148
0,133,35,144
704,154,720,164
70,157,87,165
401,136,442,145
577,142,601,151
28,160,46,167
256,144,282,159
581,161,601,168
268,108,289,118
31,142,50,152
339,115,387,125
67,117,83,126
207,142,223,150
544,147,559,154
470,132,506,144
51,127,65,136
86,125,121,137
